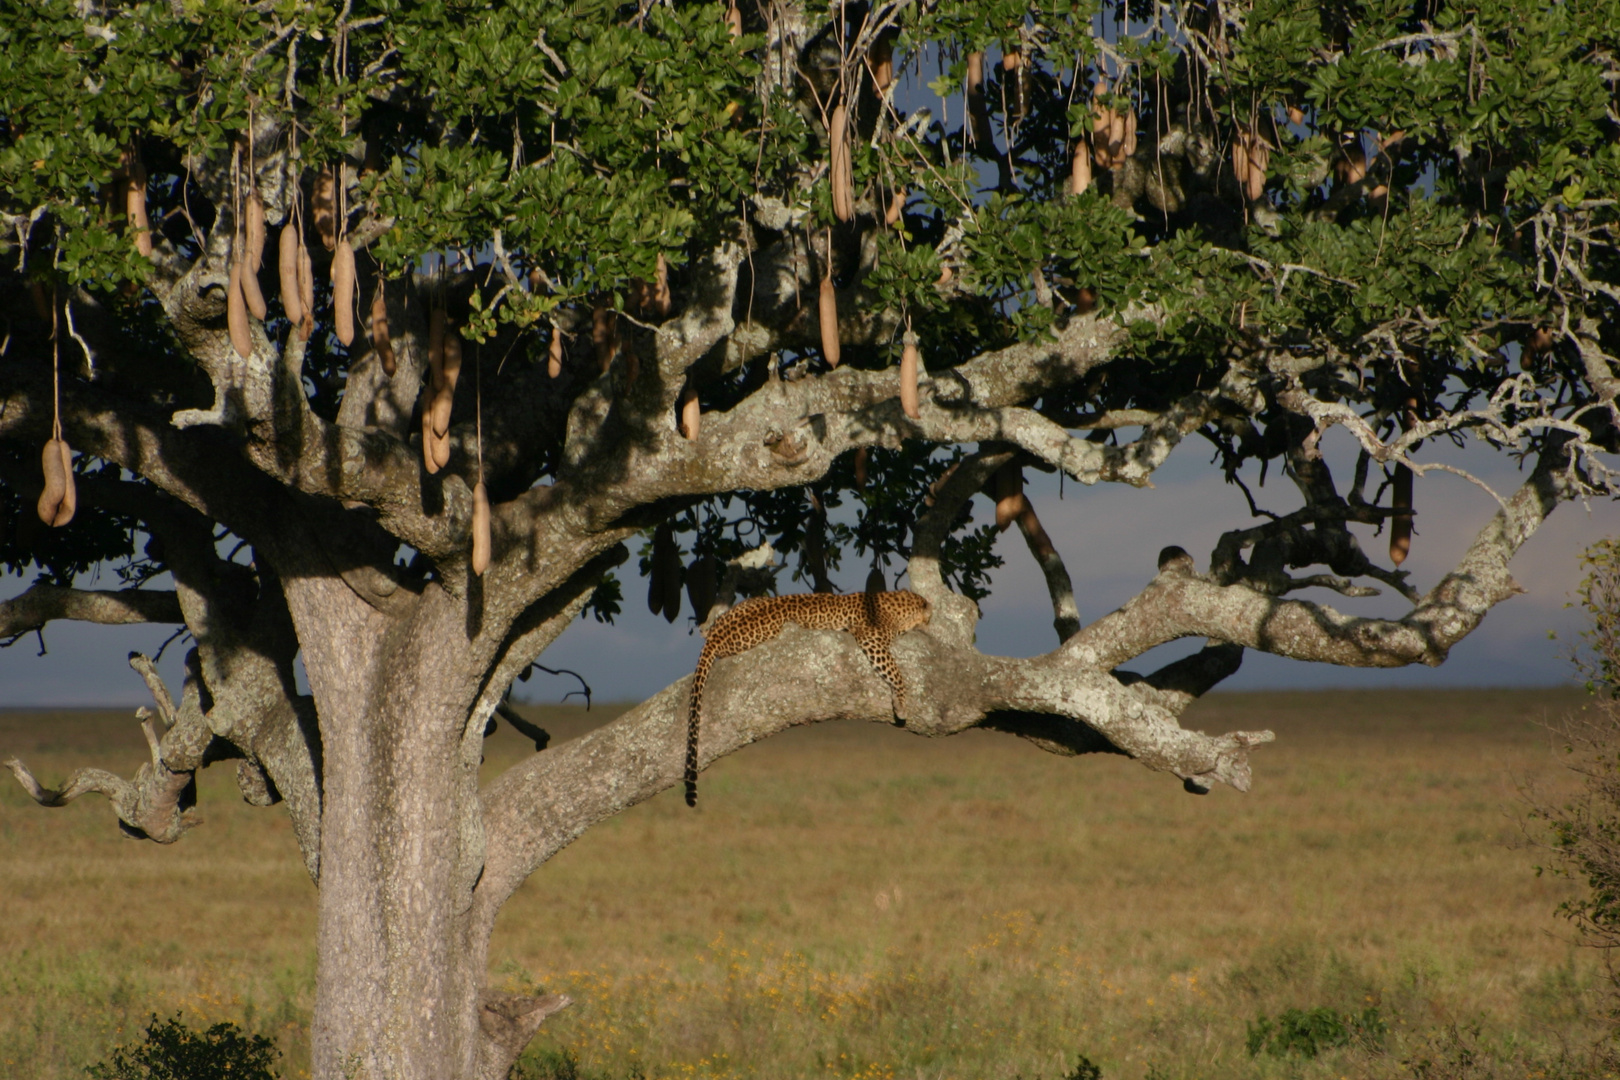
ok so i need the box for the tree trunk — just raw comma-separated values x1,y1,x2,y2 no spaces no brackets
310,699,475,1077
284,577,488,1079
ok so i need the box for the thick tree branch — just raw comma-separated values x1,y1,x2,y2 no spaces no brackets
0,585,181,640
474,619,1273,917
1068,443,1575,672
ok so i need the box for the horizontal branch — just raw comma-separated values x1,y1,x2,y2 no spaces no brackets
0,585,182,640
473,620,1273,920
1068,441,1573,672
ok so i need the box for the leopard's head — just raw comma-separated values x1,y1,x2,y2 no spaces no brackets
879,590,932,632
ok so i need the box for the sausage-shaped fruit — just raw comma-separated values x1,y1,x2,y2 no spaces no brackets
830,104,853,222
885,190,906,226
662,541,683,624
37,439,67,526
592,306,616,372
1070,139,1092,196
680,385,701,440
312,168,337,251
1390,464,1413,565
819,275,840,367
471,481,492,575
428,308,446,385
239,245,268,321
127,153,152,257
228,262,253,359
332,240,356,346
899,336,921,419
854,446,868,488
653,253,673,317
441,327,463,394
279,225,302,325
993,462,1025,532
431,426,452,471
371,287,395,376
296,241,315,340
871,35,894,91
421,410,438,474
687,555,718,624
245,191,266,270
548,325,564,378
53,440,76,527
431,385,454,439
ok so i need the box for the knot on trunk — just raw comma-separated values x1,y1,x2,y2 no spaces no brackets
478,989,572,1056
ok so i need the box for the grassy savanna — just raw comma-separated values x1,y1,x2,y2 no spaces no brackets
0,689,1608,1079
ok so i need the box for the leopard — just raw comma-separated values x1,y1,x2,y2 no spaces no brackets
684,590,932,806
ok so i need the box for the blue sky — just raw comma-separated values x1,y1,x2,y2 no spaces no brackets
5,428,1609,708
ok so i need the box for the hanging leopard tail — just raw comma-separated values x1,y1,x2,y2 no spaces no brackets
685,648,715,807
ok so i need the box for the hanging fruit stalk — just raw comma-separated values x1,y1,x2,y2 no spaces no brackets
332,239,356,346
679,385,701,440
369,285,395,375
899,333,921,419
471,481,492,576
819,273,841,367
40,296,75,528
830,104,854,222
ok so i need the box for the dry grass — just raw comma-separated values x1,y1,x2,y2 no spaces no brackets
0,689,1609,1079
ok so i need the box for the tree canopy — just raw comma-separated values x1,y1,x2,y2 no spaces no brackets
4,0,1620,1076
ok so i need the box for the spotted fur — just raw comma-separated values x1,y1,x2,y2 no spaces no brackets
685,590,932,806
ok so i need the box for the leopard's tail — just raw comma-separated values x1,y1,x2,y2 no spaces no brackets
685,650,713,807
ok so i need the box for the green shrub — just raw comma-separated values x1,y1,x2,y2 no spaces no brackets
86,1014,278,1080
1245,1005,1386,1059
1060,1054,1103,1080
